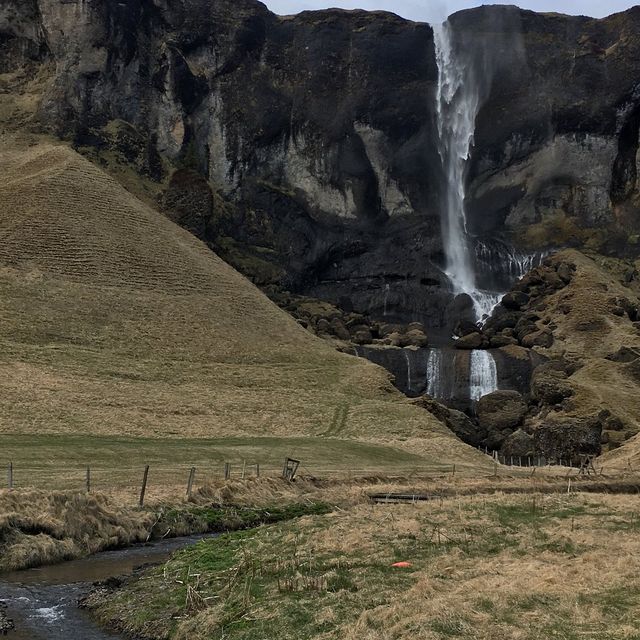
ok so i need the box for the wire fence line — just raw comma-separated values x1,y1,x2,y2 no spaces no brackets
3,459,466,502
3,457,631,503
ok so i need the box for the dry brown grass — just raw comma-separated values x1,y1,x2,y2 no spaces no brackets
0,489,154,572
88,490,640,640
527,251,640,452
0,135,488,484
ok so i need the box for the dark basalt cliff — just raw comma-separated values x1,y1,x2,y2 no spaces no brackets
3,0,640,328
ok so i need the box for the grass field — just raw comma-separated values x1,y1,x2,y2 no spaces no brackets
0,434,458,496
87,490,640,640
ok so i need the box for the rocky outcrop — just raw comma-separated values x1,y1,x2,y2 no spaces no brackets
533,415,603,462
530,362,575,405
3,1,640,329
477,390,527,432
475,390,528,451
412,395,481,447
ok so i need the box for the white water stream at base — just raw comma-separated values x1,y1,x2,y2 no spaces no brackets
425,348,443,398
469,350,498,401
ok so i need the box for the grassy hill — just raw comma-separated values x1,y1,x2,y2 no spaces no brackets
0,135,485,492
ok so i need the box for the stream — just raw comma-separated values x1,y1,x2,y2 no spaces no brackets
0,535,212,639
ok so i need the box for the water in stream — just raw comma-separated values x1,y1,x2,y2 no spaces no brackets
0,535,212,640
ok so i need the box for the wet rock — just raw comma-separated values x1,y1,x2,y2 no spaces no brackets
490,334,519,348
454,319,481,337
484,307,519,332
447,293,476,326
494,344,546,396
413,396,482,447
454,332,484,349
477,390,527,431
502,291,530,310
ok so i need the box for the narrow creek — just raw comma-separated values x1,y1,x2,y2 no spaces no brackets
0,534,213,640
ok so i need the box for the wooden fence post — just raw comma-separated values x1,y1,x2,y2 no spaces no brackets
242,460,247,479
186,467,196,498
256,463,260,478
139,465,150,507
86,466,91,493
224,463,231,480
8,462,13,491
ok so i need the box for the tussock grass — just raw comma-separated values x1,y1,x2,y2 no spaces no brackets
538,251,640,452
87,492,640,640
0,490,154,572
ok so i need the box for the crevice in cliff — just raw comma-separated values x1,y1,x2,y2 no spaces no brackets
611,97,640,206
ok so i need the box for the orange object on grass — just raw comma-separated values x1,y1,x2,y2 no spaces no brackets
391,561,413,568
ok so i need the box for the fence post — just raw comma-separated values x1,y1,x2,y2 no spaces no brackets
186,467,196,498
241,460,247,479
224,463,231,480
86,466,91,493
256,463,260,478
139,465,150,507
8,462,13,491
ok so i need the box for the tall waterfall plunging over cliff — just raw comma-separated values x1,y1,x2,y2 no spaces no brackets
433,22,500,322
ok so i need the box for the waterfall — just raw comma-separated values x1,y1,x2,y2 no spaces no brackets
404,349,412,391
474,240,545,285
425,348,442,398
433,22,521,323
469,350,498,401
383,283,390,316
434,22,479,308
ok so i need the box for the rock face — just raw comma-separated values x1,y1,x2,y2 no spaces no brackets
477,390,527,432
3,1,640,328
533,416,603,461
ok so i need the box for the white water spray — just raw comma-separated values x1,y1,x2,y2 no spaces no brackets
433,22,501,322
434,22,477,294
469,350,498,401
404,350,412,391
425,348,443,398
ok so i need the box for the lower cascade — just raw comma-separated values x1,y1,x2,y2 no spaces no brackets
469,350,498,401
355,346,502,409
425,349,443,398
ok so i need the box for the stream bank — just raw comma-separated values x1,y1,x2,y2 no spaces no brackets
0,534,210,640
